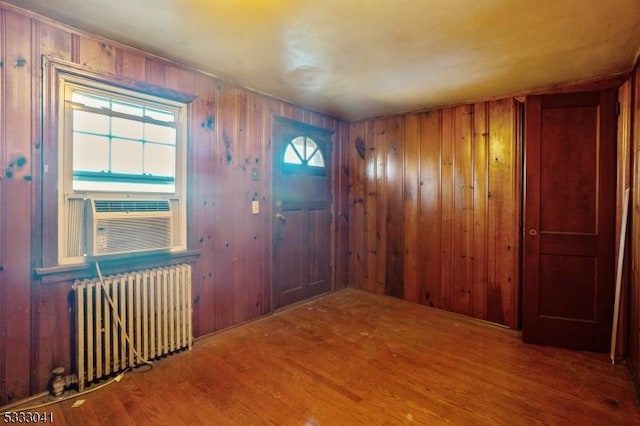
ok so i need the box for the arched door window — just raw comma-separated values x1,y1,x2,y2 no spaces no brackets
283,136,325,172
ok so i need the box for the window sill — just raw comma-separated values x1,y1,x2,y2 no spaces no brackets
34,250,201,284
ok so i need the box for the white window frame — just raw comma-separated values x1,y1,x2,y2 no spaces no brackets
56,72,188,265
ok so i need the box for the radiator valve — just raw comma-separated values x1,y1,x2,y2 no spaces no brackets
50,367,66,397
49,367,78,397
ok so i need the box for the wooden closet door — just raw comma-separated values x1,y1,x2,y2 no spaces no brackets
523,90,616,352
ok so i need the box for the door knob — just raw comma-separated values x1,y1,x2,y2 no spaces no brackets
529,228,537,236
276,212,286,221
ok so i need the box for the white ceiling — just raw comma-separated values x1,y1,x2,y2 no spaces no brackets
4,0,640,121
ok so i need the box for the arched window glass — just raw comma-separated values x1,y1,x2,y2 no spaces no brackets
283,136,325,168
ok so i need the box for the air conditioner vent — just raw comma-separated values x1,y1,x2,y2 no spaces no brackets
93,199,171,213
85,198,173,257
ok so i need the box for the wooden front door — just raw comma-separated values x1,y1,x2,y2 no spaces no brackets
272,117,333,309
523,91,617,352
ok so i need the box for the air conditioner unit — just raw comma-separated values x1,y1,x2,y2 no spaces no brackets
85,198,173,257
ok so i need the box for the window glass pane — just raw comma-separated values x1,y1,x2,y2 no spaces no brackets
112,100,143,117
73,110,110,134
71,91,110,109
292,136,305,156
145,108,174,122
308,150,325,167
74,180,175,193
66,83,182,195
284,145,303,164
111,139,143,174
73,133,109,172
112,116,143,140
305,138,318,160
144,143,176,177
145,123,176,144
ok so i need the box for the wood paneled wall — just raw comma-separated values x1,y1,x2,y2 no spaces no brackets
630,63,640,383
348,100,520,328
0,7,34,407
0,4,349,404
616,79,633,359
2,0,637,407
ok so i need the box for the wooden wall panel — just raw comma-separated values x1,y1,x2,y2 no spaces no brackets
452,105,474,315
0,4,349,403
440,108,455,312
364,121,377,293
144,58,166,87
164,64,197,95
374,119,387,295
118,50,145,80
75,36,116,74
244,91,267,319
189,75,217,337
0,7,6,405
1,9,34,403
232,88,248,324
349,122,365,292
33,283,72,399
335,121,351,290
38,21,72,61
214,84,239,331
419,111,441,308
385,117,404,298
615,80,632,360
232,90,252,324
349,101,519,328
486,100,519,325
472,104,489,318
402,114,420,303
630,65,640,383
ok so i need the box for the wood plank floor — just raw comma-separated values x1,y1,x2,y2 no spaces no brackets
9,288,640,425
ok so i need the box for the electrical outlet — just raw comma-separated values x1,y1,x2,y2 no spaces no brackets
251,200,259,214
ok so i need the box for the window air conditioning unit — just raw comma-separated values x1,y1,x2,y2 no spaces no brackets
85,199,173,257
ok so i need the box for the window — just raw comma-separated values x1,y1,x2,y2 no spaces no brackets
69,90,178,193
282,135,327,176
284,136,325,168
54,70,188,265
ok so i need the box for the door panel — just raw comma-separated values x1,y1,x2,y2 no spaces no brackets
275,206,305,295
523,91,616,352
273,118,333,309
539,106,598,233
538,254,596,319
309,207,331,286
